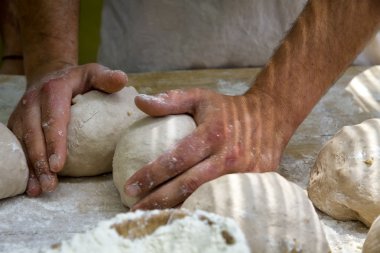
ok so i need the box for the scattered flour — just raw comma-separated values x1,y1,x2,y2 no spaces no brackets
42,209,249,253
216,79,251,95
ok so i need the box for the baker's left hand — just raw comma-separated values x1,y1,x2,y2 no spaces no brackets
125,88,292,210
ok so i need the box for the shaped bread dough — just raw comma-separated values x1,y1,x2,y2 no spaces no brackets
0,123,28,199
43,209,249,253
308,118,380,227
59,87,145,177
363,215,380,253
182,172,330,253
113,115,196,208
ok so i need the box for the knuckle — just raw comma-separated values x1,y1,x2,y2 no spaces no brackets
41,80,58,95
191,87,205,95
41,119,52,129
162,154,186,174
224,145,242,166
33,159,49,175
22,129,33,144
223,145,255,172
86,62,102,70
206,125,225,144
21,89,38,107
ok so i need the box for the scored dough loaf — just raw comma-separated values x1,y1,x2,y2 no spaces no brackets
60,87,145,177
0,122,28,199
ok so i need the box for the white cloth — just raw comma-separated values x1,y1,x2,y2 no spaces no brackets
98,0,380,73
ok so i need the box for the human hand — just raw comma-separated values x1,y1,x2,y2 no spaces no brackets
8,63,128,196
125,88,293,209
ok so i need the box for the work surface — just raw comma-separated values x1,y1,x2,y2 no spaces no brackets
0,66,379,252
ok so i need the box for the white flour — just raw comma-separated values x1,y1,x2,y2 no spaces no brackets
42,209,249,253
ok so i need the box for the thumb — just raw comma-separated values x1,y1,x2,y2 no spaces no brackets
135,88,203,116
83,63,128,93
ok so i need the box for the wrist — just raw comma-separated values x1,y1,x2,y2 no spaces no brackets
244,88,298,152
25,59,77,87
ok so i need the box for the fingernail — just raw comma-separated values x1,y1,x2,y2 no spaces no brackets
125,183,141,197
40,174,57,192
26,177,42,197
49,154,61,172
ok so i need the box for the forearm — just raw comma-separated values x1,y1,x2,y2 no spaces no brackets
16,0,79,83
248,0,380,140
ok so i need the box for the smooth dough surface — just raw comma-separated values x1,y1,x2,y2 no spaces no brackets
113,115,196,208
308,118,380,227
60,87,145,177
182,172,330,253
363,215,380,253
0,122,28,199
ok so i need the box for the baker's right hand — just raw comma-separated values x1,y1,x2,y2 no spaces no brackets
8,63,128,196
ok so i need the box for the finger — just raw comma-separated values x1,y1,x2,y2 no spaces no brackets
21,90,58,192
132,156,224,210
40,80,72,173
135,88,205,116
25,161,42,197
125,125,213,197
10,120,42,197
82,63,128,94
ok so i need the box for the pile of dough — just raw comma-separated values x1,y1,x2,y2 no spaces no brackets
113,114,196,207
0,123,28,199
43,209,249,253
363,215,380,253
308,118,380,227
182,172,330,253
60,87,145,177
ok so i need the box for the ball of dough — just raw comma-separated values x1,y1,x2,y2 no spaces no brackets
363,215,380,253
308,118,380,227
44,209,249,253
0,123,28,199
60,87,145,177
113,115,196,208
182,173,330,253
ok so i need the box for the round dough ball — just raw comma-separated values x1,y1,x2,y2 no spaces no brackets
113,115,196,208
182,173,330,253
0,123,28,199
308,118,380,227
60,87,145,177
363,215,380,253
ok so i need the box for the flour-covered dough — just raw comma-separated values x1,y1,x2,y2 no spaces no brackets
113,115,196,207
308,118,380,227
182,172,330,253
0,123,28,199
43,209,249,253
60,87,145,177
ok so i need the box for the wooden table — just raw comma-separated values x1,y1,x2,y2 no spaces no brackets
0,66,377,252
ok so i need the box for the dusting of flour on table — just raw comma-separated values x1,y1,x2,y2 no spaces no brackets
216,79,251,95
